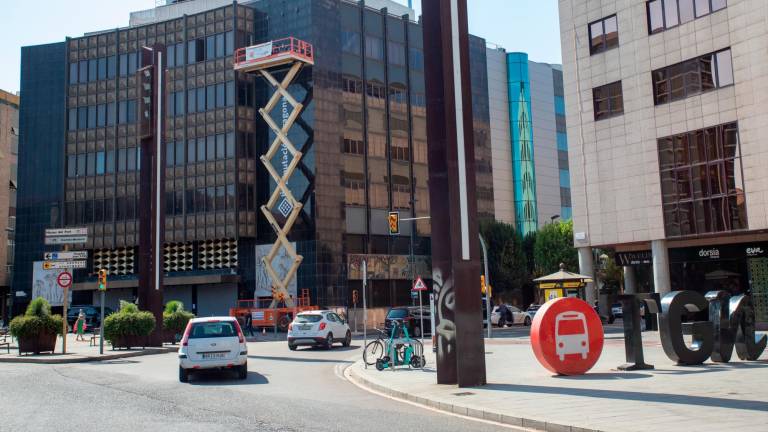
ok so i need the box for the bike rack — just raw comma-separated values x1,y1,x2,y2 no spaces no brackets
234,38,314,308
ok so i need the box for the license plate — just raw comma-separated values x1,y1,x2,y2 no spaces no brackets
201,352,226,359
299,325,312,331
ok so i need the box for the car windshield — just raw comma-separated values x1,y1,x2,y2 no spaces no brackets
295,314,322,323
188,321,237,339
387,309,408,319
527,305,540,311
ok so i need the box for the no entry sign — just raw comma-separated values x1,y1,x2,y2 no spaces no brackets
57,271,73,289
530,297,604,375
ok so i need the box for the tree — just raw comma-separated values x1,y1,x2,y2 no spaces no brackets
479,220,528,298
533,219,578,275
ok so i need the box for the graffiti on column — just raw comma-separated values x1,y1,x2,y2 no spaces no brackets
432,268,456,357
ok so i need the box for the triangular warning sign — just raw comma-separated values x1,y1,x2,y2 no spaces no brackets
412,277,428,291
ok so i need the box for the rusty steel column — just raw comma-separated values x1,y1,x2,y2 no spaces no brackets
422,0,486,387
138,44,165,347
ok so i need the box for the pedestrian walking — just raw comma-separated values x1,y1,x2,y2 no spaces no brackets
74,309,87,341
244,313,254,337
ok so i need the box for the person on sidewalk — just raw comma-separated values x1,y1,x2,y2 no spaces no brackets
74,310,87,341
244,313,254,337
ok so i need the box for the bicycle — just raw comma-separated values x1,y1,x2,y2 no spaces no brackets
363,327,388,366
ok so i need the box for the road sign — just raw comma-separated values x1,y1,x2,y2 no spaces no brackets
412,276,428,291
42,260,87,270
44,251,88,261
45,228,87,237
57,271,73,289
44,227,88,245
530,297,604,375
44,235,88,245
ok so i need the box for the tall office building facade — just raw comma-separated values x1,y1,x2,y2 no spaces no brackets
0,90,18,324
14,0,494,315
559,0,767,321
486,48,571,236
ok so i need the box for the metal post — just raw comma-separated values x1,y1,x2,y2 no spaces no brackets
418,290,424,346
62,286,68,354
99,291,105,355
479,234,491,339
429,292,436,353
362,260,367,369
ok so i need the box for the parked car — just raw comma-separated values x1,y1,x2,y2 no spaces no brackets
384,307,430,337
491,305,531,327
66,305,114,328
178,316,248,383
287,310,351,351
525,304,541,322
611,302,623,318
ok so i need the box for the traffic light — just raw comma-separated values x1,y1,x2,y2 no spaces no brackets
352,289,359,305
98,269,108,291
388,211,399,235
480,275,486,294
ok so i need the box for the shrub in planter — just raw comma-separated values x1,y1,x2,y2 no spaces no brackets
162,301,194,344
103,301,156,349
9,297,63,354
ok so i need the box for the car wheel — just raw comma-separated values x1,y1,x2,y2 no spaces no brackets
325,333,334,350
178,366,189,383
237,363,248,380
524,316,531,326
343,330,352,347
288,343,297,351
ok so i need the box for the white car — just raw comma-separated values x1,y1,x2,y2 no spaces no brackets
490,305,531,327
178,317,248,382
287,311,352,350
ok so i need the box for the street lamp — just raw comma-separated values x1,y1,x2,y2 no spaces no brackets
550,214,560,222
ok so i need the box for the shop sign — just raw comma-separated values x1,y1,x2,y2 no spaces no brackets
615,251,652,266
617,291,766,369
669,242,768,262
530,297,604,375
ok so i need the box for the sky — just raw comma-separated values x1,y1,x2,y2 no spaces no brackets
0,0,562,94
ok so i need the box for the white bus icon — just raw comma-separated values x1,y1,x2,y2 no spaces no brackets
555,311,589,361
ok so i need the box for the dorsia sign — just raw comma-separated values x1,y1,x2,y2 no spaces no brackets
530,297,604,375
618,290,766,369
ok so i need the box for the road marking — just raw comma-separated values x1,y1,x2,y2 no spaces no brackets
342,363,532,431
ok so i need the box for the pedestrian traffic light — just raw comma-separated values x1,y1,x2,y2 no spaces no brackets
352,289,359,305
388,211,399,235
98,269,108,291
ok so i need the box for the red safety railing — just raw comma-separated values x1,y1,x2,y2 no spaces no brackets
234,37,314,68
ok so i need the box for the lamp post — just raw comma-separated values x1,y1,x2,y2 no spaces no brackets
550,214,560,223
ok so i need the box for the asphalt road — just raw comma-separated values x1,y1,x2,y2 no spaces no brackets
0,337,515,432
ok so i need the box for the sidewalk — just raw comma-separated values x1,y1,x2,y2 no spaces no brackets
347,329,768,432
0,333,178,364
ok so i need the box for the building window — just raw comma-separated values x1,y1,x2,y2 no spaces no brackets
365,36,384,60
647,0,727,34
342,172,366,206
653,49,733,105
342,31,361,54
343,138,364,155
658,122,746,237
342,76,363,94
592,81,623,121
589,15,619,55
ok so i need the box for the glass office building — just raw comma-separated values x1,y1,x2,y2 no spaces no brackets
14,0,494,315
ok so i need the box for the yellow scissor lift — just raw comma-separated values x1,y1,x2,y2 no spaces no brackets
229,38,317,331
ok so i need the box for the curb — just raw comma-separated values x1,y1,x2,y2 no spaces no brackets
0,346,179,364
346,362,601,432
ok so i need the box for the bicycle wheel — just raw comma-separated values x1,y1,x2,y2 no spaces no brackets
363,340,385,366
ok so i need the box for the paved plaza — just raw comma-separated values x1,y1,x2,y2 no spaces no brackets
348,327,768,432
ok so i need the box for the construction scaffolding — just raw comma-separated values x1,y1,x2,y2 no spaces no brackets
234,38,314,309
